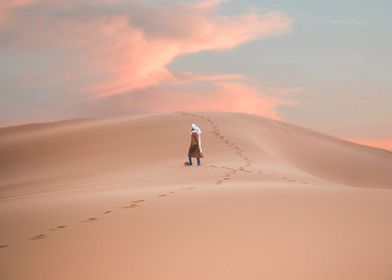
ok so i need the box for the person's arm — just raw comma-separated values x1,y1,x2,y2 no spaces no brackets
198,134,202,152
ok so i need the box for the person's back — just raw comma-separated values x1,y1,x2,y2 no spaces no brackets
186,123,203,166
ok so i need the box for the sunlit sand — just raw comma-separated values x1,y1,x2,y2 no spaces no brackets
1,111,391,279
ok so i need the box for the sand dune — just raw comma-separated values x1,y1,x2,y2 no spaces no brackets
0,111,391,280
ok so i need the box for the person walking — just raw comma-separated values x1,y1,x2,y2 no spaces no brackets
186,123,203,166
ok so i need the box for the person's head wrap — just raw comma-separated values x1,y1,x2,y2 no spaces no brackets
191,123,202,134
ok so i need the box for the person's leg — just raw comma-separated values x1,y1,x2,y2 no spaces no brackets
188,155,193,165
197,157,201,166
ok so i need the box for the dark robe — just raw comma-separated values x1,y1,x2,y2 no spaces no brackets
188,132,203,158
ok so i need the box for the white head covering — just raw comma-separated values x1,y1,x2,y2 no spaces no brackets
191,123,202,134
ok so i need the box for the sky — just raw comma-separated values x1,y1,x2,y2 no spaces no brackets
0,0,391,150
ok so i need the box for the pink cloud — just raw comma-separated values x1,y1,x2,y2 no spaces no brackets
343,137,392,152
0,0,37,26
0,0,294,125
174,82,296,120
80,80,297,121
89,5,292,98
1,0,292,98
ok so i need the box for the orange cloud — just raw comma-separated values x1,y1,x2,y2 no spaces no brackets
343,137,392,152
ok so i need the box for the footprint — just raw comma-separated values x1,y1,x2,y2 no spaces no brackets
30,234,46,240
157,194,168,198
123,203,138,209
103,210,112,214
0,244,8,248
50,225,67,231
169,191,175,194
81,217,98,223
131,200,145,204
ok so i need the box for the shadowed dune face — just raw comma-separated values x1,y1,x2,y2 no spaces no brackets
0,112,391,193
0,112,392,280
0,114,191,192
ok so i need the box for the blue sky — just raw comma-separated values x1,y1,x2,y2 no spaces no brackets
169,0,392,138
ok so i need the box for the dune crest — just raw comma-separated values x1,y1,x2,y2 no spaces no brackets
1,112,390,195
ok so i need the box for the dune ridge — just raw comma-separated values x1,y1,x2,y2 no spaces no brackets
1,111,390,194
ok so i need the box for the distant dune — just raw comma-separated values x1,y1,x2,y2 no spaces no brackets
1,112,391,280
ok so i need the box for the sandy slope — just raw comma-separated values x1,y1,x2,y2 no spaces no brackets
0,111,391,280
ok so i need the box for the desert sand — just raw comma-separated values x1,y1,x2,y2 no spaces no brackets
0,111,391,280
